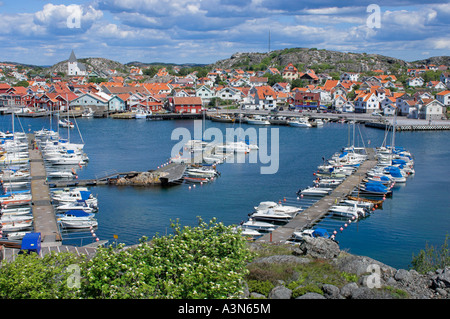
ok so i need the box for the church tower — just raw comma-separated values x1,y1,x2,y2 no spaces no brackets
67,50,87,76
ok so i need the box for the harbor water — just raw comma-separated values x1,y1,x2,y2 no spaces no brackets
3,115,449,269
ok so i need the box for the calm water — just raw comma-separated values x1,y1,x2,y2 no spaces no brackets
3,115,449,269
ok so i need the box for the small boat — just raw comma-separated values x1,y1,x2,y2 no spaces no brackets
0,215,32,223
1,206,32,216
250,208,292,222
1,220,33,232
329,205,366,218
5,231,31,240
246,115,270,125
59,119,74,129
313,178,343,188
59,218,98,229
254,201,301,216
288,118,311,128
210,114,235,123
290,228,330,242
184,176,212,183
82,108,94,118
54,200,97,214
312,119,324,127
134,108,151,119
298,186,332,197
241,219,276,232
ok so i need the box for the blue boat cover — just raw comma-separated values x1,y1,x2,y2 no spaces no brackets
63,210,91,217
79,191,91,200
313,228,330,238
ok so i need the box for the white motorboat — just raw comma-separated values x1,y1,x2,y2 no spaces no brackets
313,119,324,127
54,201,96,214
134,108,151,119
254,201,301,216
82,108,94,118
246,115,270,125
290,228,330,242
289,118,311,128
1,220,33,232
185,168,218,178
0,169,30,181
241,219,276,232
52,189,98,208
0,215,33,223
329,205,366,218
313,178,343,188
1,206,32,216
299,186,332,197
59,218,98,229
0,193,32,206
5,231,31,240
340,199,374,210
59,119,74,129
215,141,250,154
250,208,292,222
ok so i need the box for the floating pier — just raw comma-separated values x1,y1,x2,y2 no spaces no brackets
28,134,62,244
365,120,450,131
257,148,378,243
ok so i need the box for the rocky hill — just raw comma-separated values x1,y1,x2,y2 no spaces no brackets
211,48,449,74
47,57,128,76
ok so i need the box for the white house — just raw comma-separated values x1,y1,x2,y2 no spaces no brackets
196,85,215,105
418,99,444,120
354,92,380,113
396,94,416,116
426,81,446,90
436,90,450,106
406,77,424,87
67,50,87,76
272,82,291,93
216,87,242,101
332,95,347,111
340,72,360,82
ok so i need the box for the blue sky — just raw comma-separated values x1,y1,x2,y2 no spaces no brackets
0,0,449,66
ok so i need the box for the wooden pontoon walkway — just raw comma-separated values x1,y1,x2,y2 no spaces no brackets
258,148,378,243
28,134,62,244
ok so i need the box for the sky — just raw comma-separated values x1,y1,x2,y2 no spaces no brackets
0,0,449,66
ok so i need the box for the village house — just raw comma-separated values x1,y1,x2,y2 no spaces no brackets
249,86,277,110
426,81,446,91
340,72,360,82
215,86,242,102
196,85,215,105
282,63,299,81
272,82,291,93
436,90,450,106
417,98,444,120
406,77,424,87
70,92,125,113
171,96,203,114
354,91,380,113
440,72,450,87
293,91,321,110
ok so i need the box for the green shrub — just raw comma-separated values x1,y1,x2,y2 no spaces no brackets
247,280,274,297
291,284,323,298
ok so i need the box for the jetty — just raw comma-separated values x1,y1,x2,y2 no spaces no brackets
258,148,378,243
365,119,450,131
28,134,62,244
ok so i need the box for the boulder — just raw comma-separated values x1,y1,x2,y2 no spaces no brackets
268,286,292,299
298,237,340,259
296,292,326,299
322,284,341,299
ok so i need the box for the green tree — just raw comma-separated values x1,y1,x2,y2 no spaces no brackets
410,234,450,274
0,252,84,299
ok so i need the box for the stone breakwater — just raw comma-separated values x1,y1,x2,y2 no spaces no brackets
245,239,450,299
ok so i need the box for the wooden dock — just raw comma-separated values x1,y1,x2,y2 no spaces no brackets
28,135,62,244
258,148,378,243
